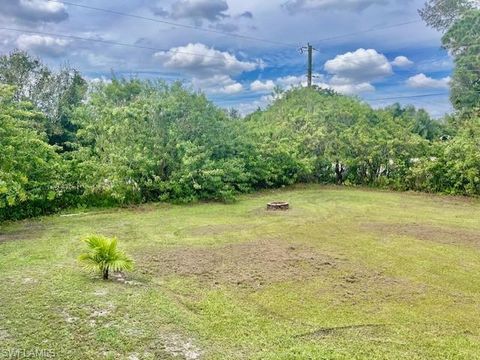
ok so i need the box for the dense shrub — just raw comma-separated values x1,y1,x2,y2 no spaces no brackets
70,79,251,204
0,85,66,221
408,117,480,195
1,76,479,221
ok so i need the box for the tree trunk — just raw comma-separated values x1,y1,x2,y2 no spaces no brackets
103,268,109,280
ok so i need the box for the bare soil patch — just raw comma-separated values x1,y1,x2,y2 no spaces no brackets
184,224,253,237
160,333,202,360
296,324,385,339
139,240,336,288
0,223,45,244
139,240,426,302
362,222,480,248
333,270,427,304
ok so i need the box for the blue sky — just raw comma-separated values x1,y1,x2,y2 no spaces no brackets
0,0,454,117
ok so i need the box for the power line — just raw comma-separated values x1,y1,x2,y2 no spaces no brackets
311,19,422,45
7,26,475,81
48,0,430,49
46,1,442,51
0,26,253,62
366,93,449,102
47,0,299,48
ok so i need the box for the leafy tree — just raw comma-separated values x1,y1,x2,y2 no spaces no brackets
2,61,480,223
442,9,480,113
244,87,429,187
384,103,444,140
72,79,248,204
0,50,87,150
408,116,480,195
79,235,133,280
420,1,480,114
419,0,478,31
0,84,63,220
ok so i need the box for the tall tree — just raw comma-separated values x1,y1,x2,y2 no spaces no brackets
0,84,62,220
419,0,477,31
442,10,480,113
0,50,87,150
419,1,480,113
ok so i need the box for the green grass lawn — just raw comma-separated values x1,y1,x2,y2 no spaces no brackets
1,185,480,359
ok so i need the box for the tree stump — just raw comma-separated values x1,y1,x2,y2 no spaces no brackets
267,202,289,211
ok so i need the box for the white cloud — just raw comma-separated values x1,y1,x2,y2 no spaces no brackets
406,73,451,89
283,0,389,13
250,79,275,92
87,76,112,85
391,55,413,68
318,48,394,94
222,83,244,94
276,75,306,87
16,34,70,56
153,43,259,78
319,80,375,95
154,43,259,95
3,0,68,23
248,72,373,95
235,94,275,115
250,72,371,95
192,74,243,94
276,73,324,88
324,48,392,83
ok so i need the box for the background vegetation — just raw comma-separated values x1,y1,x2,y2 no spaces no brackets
0,5,479,221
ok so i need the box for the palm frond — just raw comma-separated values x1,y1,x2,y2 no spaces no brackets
78,235,133,279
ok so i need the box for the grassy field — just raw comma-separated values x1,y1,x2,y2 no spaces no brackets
1,185,480,359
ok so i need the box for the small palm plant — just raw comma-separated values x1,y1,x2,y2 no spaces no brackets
79,235,133,280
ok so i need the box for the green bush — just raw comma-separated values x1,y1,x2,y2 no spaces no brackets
1,74,479,222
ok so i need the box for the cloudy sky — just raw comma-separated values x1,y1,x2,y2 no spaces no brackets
0,0,454,116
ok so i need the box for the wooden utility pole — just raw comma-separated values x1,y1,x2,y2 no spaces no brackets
300,43,316,87
307,43,313,87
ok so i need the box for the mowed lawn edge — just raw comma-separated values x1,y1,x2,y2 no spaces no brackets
1,185,479,359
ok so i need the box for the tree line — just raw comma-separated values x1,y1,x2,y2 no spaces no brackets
0,3,478,221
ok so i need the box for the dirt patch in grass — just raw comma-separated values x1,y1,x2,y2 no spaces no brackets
139,240,336,288
362,222,480,248
0,329,10,341
0,223,45,244
160,333,202,360
139,240,426,301
333,270,427,305
185,224,253,237
296,324,386,339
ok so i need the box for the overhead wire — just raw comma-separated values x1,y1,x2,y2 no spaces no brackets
311,19,423,45
0,26,254,61
46,0,299,48
2,1,476,108
366,93,449,102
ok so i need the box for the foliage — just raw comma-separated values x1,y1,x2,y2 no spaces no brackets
71,79,249,204
78,235,133,280
0,84,65,221
420,2,480,114
1,49,480,221
442,9,480,113
408,116,480,195
244,88,430,188
419,0,478,31
0,50,87,150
